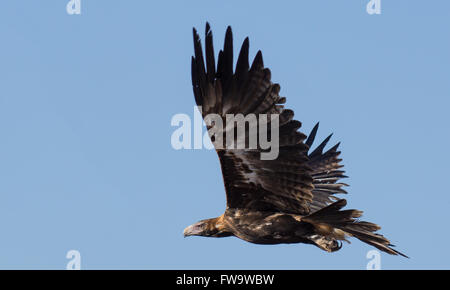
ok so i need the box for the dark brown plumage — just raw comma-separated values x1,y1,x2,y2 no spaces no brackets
184,23,407,258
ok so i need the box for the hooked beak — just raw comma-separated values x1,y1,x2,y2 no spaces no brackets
183,223,202,237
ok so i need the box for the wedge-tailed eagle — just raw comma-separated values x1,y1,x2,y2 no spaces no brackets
184,23,406,257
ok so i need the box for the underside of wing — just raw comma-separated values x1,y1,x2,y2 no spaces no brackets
305,123,348,212
192,23,314,215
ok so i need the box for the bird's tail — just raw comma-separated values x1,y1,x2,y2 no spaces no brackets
303,199,408,258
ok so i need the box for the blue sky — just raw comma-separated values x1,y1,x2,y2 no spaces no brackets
0,1,449,269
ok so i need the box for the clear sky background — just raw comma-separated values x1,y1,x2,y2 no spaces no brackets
0,1,449,269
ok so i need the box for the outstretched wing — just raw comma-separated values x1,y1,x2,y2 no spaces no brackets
306,123,349,213
192,24,316,215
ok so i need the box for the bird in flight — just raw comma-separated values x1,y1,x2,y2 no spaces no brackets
184,23,406,257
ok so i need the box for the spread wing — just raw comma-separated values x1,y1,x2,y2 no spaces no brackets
305,123,348,213
191,24,343,215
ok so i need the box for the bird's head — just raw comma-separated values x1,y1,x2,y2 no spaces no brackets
183,216,232,238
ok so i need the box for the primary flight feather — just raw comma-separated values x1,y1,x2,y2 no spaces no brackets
184,23,406,258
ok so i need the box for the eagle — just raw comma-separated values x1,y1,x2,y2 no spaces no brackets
184,23,406,257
